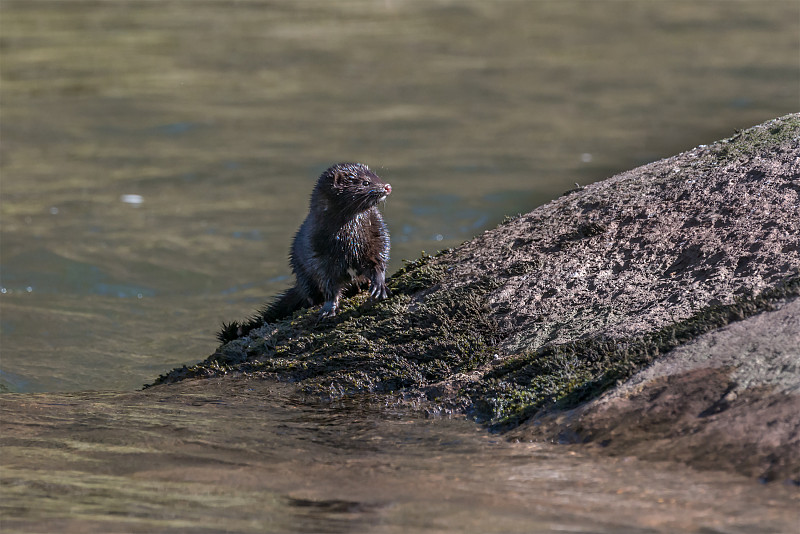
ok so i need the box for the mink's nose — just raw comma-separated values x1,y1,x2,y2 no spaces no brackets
384,183,392,196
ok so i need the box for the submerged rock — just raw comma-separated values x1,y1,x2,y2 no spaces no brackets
154,113,800,481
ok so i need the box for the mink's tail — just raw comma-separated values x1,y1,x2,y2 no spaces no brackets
217,286,307,344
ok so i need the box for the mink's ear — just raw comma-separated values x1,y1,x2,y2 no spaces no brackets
333,171,345,189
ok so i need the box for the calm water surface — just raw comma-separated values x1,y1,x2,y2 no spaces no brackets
2,379,799,533
1,3,799,531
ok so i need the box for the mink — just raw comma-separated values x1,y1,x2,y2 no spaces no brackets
218,163,391,343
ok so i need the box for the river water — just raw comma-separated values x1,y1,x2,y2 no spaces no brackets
1,1,799,531
3,379,799,533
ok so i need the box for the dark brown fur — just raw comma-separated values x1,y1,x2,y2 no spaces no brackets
218,163,391,343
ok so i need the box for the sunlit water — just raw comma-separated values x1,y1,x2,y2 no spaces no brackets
1,2,799,530
2,379,799,533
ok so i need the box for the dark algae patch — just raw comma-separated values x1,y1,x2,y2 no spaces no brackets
709,113,800,164
152,114,800,480
153,250,504,401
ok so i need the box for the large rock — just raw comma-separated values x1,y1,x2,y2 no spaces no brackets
510,296,800,482
154,113,800,480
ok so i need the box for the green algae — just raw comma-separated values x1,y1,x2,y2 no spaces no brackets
710,113,800,164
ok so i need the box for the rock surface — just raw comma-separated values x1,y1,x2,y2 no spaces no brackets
155,113,800,481
510,296,800,482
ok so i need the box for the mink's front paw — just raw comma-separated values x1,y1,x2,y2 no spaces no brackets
369,269,390,301
369,282,391,300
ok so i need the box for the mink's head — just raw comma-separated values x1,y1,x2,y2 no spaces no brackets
313,162,392,217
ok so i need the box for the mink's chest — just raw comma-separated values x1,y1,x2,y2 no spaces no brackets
332,215,373,262
310,211,379,271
